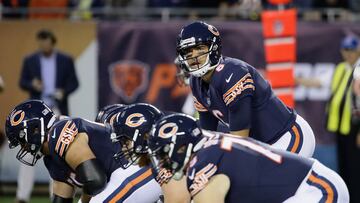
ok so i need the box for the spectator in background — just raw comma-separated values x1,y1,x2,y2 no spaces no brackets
28,0,69,19
313,0,350,21
313,0,348,8
104,0,147,20
17,29,79,203
326,34,360,203
1,0,28,19
348,0,360,12
19,29,79,116
69,0,105,20
147,0,188,8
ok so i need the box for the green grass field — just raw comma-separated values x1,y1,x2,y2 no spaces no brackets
0,196,49,203
0,196,80,203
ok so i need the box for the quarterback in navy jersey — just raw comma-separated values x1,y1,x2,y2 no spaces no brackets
176,21,315,157
148,114,349,203
5,100,160,203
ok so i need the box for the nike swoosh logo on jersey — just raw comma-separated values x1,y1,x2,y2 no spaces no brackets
51,129,56,139
225,73,233,83
188,169,196,180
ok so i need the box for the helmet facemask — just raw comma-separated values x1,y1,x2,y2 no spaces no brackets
113,129,149,169
112,103,163,168
15,117,47,166
177,35,221,78
149,134,194,181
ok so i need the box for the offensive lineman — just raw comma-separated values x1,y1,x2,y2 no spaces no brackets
148,113,349,203
5,100,161,203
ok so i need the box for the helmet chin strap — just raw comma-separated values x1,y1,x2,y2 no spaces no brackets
172,143,193,181
40,117,45,145
47,115,56,129
187,42,221,77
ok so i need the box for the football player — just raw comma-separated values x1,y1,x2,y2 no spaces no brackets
95,103,126,124
92,102,163,203
112,103,191,203
5,100,160,203
148,113,349,203
176,21,315,157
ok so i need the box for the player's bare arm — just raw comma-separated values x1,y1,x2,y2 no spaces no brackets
161,177,191,203
65,132,95,168
65,132,106,200
52,180,75,202
193,174,230,203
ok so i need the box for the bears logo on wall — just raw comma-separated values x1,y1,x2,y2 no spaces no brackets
109,60,149,103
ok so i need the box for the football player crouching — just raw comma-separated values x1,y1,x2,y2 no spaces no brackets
91,103,163,203
111,103,194,203
95,103,126,125
4,100,160,203
147,113,350,203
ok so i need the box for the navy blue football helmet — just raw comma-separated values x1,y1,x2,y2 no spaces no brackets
95,104,126,124
148,113,204,180
112,103,163,168
176,21,222,77
5,100,56,166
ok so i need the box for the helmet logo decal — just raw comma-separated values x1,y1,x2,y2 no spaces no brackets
125,113,146,128
159,122,178,139
208,25,219,36
10,110,25,126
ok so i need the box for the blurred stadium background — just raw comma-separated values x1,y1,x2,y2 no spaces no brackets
0,0,360,202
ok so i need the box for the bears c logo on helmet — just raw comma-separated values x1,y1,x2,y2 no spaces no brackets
158,122,178,139
10,110,25,126
125,113,147,128
207,24,219,36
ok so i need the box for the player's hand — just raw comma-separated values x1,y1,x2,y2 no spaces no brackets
156,168,173,186
54,89,65,101
357,132,360,148
0,75,4,92
32,78,42,92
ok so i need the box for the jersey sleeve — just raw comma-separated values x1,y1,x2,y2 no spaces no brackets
47,119,79,159
187,145,224,197
43,156,70,183
228,96,252,131
220,63,255,106
43,156,83,187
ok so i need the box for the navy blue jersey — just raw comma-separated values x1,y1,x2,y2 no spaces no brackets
190,57,296,143
187,132,314,203
43,118,124,186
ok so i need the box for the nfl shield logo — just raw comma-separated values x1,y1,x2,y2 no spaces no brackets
109,60,149,103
